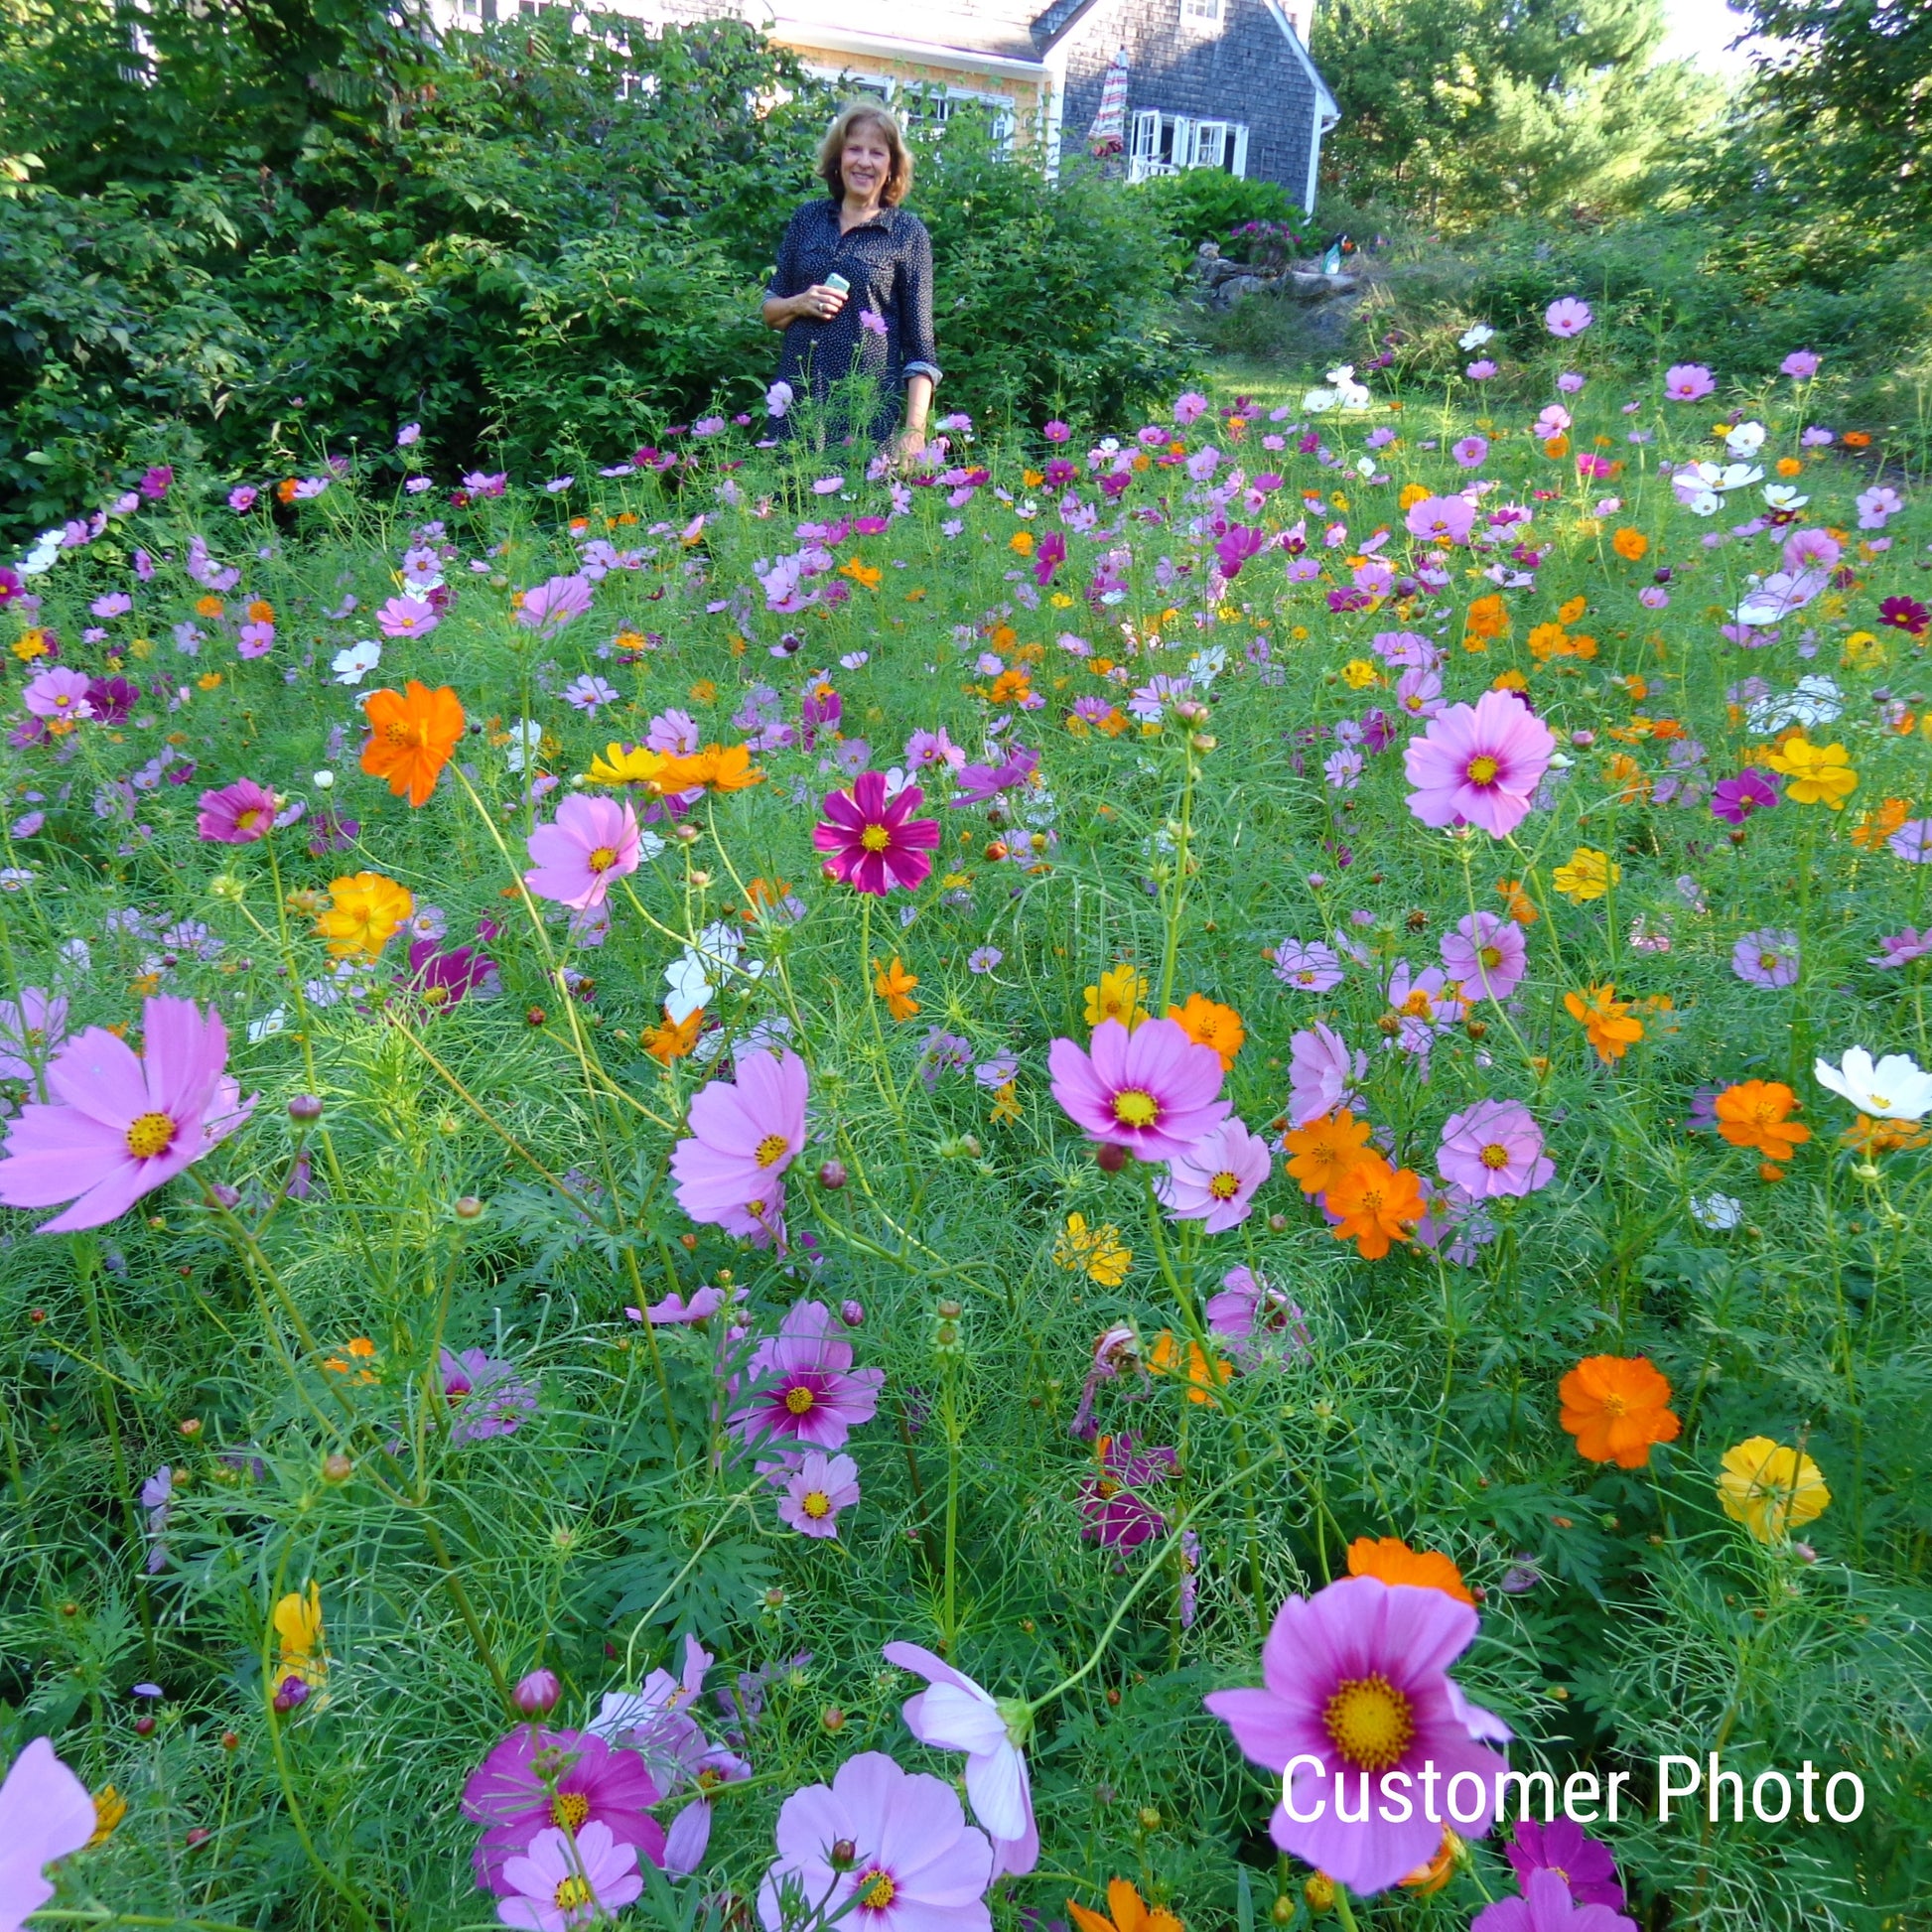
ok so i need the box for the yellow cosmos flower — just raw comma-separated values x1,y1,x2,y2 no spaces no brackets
274,1582,330,1689
1552,847,1619,903
316,872,413,960
1763,735,1858,808
1053,1212,1132,1287
1084,963,1148,1031
1718,1437,1830,1543
89,1785,128,1846
1340,657,1380,690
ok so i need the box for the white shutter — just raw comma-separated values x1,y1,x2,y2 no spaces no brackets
1172,116,1196,170
1231,124,1249,178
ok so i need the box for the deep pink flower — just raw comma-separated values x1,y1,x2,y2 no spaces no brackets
498,1820,642,1929
0,987,68,1080
0,1735,96,1928
1203,1576,1510,1894
813,770,940,895
1404,690,1556,837
1475,1867,1638,1932
1047,1017,1229,1164
462,1726,664,1895
196,778,277,844
1505,1817,1628,1912
1441,910,1527,1000
1080,1434,1173,1548
669,1047,807,1225
1710,770,1778,824
0,997,254,1233
1545,297,1592,338
1664,363,1716,402
729,1301,883,1450
1158,1117,1271,1231
1438,1098,1554,1197
1879,596,1929,637
409,940,498,1010
439,1347,538,1441
1288,1022,1364,1126
775,1449,860,1538
757,1751,992,1932
523,794,642,909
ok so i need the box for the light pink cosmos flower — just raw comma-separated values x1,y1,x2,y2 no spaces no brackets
1047,1018,1230,1165
0,1735,96,1928
1663,364,1716,402
1158,1117,1271,1231
1288,1022,1365,1127
22,667,93,721
729,1301,883,1451
670,1047,807,1226
776,1449,860,1538
1437,1098,1554,1197
1545,296,1592,338
1474,1866,1639,1932
375,595,438,639
0,997,254,1233
1441,910,1528,1001
1204,1576,1511,1894
498,1820,643,1930
1403,495,1476,545
523,794,643,910
886,1641,1038,1877
0,987,68,1081
1403,689,1556,838
517,573,595,634
757,1751,993,1932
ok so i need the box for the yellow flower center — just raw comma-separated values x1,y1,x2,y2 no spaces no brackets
784,1385,816,1415
236,808,262,832
860,823,893,852
1601,1392,1628,1419
858,1868,897,1910
587,845,619,872
126,1112,176,1160
1112,1087,1160,1128
1479,1143,1510,1170
801,1488,832,1519
1466,755,1500,785
1869,1091,1892,1110
555,1875,593,1908
552,1790,591,1831
385,718,429,748
1323,1673,1415,1771
1208,1170,1241,1199
755,1133,790,1168
1478,945,1503,969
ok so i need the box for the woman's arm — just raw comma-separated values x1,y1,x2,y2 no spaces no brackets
762,207,846,332
892,220,941,459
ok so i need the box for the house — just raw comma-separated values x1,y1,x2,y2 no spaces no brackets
428,0,1338,210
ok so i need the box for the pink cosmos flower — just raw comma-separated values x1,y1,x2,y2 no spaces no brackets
1394,666,1445,720
775,1449,861,1538
0,997,253,1233
22,667,93,721
1173,391,1209,426
1451,436,1488,470
1730,927,1800,987
517,574,595,634
461,1725,664,1894
196,778,278,844
1466,359,1499,380
886,1641,1038,1877
0,987,68,1080
1441,910,1528,1001
1288,1022,1365,1127
729,1301,884,1451
237,620,275,658
1206,1264,1311,1362
1403,495,1476,545
1545,296,1592,338
1403,689,1556,837
1438,1098,1554,1197
1274,939,1345,992
1047,1017,1230,1165
523,795,642,910
0,1735,97,1930
1474,1866,1638,1932
1664,364,1716,402
669,1047,807,1226
1203,1576,1511,1894
375,595,438,639
812,770,940,896
757,1751,992,1932
1158,1117,1271,1231
498,1820,643,1930
1080,1434,1173,1547
1781,349,1820,380
1505,1817,1628,1912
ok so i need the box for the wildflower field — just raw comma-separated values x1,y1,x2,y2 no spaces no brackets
3,307,1931,1932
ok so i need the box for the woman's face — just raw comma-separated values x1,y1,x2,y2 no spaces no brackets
841,123,895,204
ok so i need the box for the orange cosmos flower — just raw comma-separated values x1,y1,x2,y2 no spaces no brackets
359,681,464,807
1564,983,1644,1063
1345,1534,1475,1606
1713,1080,1811,1163
1611,527,1649,561
1463,594,1508,647
1559,1354,1680,1468
639,1006,704,1063
1850,796,1911,850
1067,1880,1182,1932
1323,1154,1426,1260
1166,993,1245,1071
1401,1827,1461,1893
1148,1331,1232,1406
1495,878,1539,924
671,744,764,793
1283,1109,1376,1196
872,954,920,1021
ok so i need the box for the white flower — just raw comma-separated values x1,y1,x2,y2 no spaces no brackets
503,720,543,774
314,768,336,790
332,640,381,686
1814,1047,1932,1122
1725,420,1766,457
1690,1192,1744,1231
1354,455,1376,479
1745,674,1842,733
1324,364,1370,409
20,530,64,576
663,953,713,1024
1458,323,1495,350
1735,568,1829,629
247,1007,288,1044
1761,483,1809,512
1302,388,1337,414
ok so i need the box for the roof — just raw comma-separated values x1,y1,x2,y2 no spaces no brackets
767,2,1045,65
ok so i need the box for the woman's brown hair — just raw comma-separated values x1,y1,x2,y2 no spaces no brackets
817,100,914,207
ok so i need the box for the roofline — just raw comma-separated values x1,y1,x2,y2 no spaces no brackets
767,16,1048,80
1261,0,1340,123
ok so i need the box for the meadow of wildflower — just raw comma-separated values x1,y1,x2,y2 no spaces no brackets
2,307,1930,1932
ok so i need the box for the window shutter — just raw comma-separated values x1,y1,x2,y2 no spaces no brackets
1231,124,1249,178
1172,116,1196,170
1130,108,1160,160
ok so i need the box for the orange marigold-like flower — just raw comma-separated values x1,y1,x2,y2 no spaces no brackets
1345,1535,1475,1605
1611,527,1649,561
1401,1827,1462,1893
1559,1353,1680,1468
1463,594,1508,646
1564,983,1644,1063
1166,993,1245,1071
672,743,764,793
1148,1331,1233,1406
1282,1109,1376,1196
1713,1079,1811,1163
1849,796,1911,850
1323,1154,1426,1260
359,681,464,807
872,954,920,1021
639,1006,705,1063
1067,1880,1182,1932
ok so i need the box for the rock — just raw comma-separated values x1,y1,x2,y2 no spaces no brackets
1284,271,1359,302
1195,240,1221,261
1212,274,1269,307
1201,255,1250,287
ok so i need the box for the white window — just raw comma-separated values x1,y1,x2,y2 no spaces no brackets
1128,110,1248,182
1182,0,1223,22
900,82,1016,153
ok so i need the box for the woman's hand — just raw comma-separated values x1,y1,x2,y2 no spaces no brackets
768,285,847,327
887,425,927,470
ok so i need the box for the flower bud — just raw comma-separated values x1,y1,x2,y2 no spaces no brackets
830,1839,858,1870
1306,1872,1336,1913
1272,1895,1297,1925
313,768,335,790
839,1300,865,1327
1137,1806,1162,1831
936,1300,963,1320
221,1729,240,1750
134,1715,156,1737
1094,1141,1129,1174
762,1587,786,1611
512,1668,562,1717
817,1160,848,1190
820,1705,846,1732
179,1417,203,1438
455,1195,485,1220
322,1452,352,1484
288,1093,323,1123
271,1675,310,1714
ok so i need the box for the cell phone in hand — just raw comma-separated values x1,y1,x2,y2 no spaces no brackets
823,274,850,296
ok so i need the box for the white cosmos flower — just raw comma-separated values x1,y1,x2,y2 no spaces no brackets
1690,1192,1744,1231
502,719,543,773
1458,323,1495,350
332,639,381,686
1814,1047,1932,1122
1745,674,1843,733
1725,420,1767,457
1761,483,1809,512
1302,387,1337,414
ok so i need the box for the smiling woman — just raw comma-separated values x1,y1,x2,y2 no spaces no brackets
761,101,942,459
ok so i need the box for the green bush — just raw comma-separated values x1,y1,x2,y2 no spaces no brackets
1133,169,1300,252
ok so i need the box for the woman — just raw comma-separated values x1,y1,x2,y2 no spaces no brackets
762,101,941,459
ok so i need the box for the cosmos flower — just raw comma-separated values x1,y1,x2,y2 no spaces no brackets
774,1449,861,1538
1436,1099,1554,1197
1663,364,1716,402
1504,1817,1628,1912
1346,1535,1474,1606
1274,940,1345,993
497,1820,642,1929
439,1348,539,1442
0,1736,97,1929
1559,1356,1679,1468
0,987,68,1080
1717,1438,1830,1543
1441,910,1527,1001
1712,1079,1810,1161
461,1727,664,1895
1544,297,1592,338
813,771,940,895
195,778,278,844
358,681,464,807
1157,1117,1271,1230
728,1301,884,1451
1813,1047,1932,1122
1079,1434,1173,1548
1709,770,1778,824
523,795,644,910
1730,928,1799,988
1047,1018,1230,1164
1474,1867,1637,1932
1404,691,1555,837
670,1047,807,1225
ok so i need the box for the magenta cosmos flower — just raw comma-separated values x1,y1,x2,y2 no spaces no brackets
1544,296,1592,338
1158,1117,1271,1231
1080,1434,1173,1548
1403,689,1556,838
523,794,643,910
1710,770,1778,824
1203,1575,1510,1894
1505,1817,1628,1912
498,1820,643,1930
1441,910,1527,1001
1475,1867,1637,1932
1437,1098,1554,1197
461,1725,664,1894
0,996,254,1233
886,1641,1038,1877
812,770,940,895
730,1301,884,1450
0,987,67,1079
196,778,278,844
0,1735,97,1929
1047,1017,1229,1165
776,1449,861,1538
669,1046,807,1226
757,1750,993,1932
